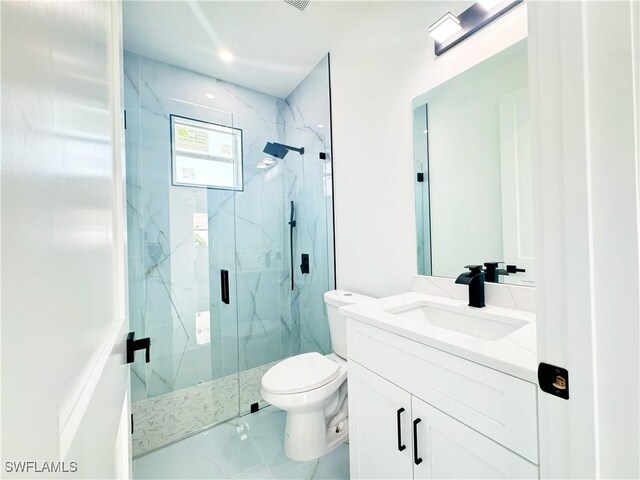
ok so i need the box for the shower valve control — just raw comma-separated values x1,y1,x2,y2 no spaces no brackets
126,331,151,364
300,254,310,274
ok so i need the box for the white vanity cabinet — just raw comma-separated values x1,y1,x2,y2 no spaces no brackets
347,319,539,479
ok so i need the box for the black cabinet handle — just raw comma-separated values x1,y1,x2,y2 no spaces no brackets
396,408,406,451
413,418,423,465
221,269,229,305
126,331,151,364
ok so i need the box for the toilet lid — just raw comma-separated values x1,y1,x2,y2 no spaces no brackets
262,352,341,394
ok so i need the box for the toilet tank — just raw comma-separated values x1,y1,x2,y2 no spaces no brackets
324,290,375,359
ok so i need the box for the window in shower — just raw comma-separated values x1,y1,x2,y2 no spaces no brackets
171,114,243,190
192,212,208,247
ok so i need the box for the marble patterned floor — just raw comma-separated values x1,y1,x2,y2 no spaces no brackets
133,406,350,480
132,362,278,457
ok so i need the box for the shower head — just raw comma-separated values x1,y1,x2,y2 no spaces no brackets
263,142,305,159
263,142,289,159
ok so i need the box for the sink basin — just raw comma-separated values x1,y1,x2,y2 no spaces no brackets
388,301,528,340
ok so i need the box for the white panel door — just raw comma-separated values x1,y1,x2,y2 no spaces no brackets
499,87,534,285
348,361,414,480
1,1,130,477
411,397,538,480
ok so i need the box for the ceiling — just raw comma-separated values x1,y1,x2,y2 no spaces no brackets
123,1,379,98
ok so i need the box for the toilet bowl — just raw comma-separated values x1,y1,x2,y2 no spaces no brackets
261,290,374,462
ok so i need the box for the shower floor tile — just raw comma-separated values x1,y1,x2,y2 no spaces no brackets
133,406,350,480
132,362,277,457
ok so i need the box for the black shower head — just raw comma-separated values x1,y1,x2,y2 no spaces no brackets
263,142,305,159
263,142,290,159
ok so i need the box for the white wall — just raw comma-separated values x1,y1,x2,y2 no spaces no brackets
330,1,527,297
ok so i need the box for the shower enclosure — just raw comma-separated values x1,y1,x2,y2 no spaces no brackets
124,52,335,457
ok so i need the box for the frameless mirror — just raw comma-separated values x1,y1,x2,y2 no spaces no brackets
413,39,534,286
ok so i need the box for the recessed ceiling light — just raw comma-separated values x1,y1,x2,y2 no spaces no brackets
206,93,216,99
317,124,325,129
220,50,234,63
428,12,462,43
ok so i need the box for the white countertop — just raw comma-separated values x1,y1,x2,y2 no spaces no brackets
341,291,538,383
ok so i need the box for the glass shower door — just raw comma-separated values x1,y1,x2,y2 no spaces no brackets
233,123,335,414
125,51,242,456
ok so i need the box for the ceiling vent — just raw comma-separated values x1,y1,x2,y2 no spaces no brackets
282,0,310,11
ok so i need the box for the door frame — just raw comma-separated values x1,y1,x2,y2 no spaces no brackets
529,1,640,477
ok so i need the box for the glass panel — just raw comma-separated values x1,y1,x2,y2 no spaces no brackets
124,52,240,457
234,122,334,414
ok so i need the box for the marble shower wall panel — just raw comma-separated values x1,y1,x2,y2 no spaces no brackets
278,55,335,355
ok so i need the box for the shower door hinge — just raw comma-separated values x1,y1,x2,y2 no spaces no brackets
417,172,424,183
126,331,151,364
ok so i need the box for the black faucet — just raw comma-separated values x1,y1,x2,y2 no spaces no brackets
484,261,509,283
455,265,486,308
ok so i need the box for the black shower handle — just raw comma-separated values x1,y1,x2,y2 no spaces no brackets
289,200,296,227
221,269,229,304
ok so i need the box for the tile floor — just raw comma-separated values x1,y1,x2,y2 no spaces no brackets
133,406,350,480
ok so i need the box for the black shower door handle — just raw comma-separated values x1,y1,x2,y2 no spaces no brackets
220,269,229,304
413,418,423,465
396,408,406,451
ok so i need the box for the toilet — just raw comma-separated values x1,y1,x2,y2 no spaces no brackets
261,290,374,462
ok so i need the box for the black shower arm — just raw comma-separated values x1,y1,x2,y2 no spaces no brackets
274,142,305,155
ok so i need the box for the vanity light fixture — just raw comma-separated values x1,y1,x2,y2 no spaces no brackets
477,0,504,10
220,50,234,62
430,0,523,56
428,12,462,44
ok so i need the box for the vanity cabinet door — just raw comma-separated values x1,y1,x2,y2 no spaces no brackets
349,361,414,480
411,397,538,480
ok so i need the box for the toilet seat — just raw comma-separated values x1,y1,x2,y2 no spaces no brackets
262,352,340,394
